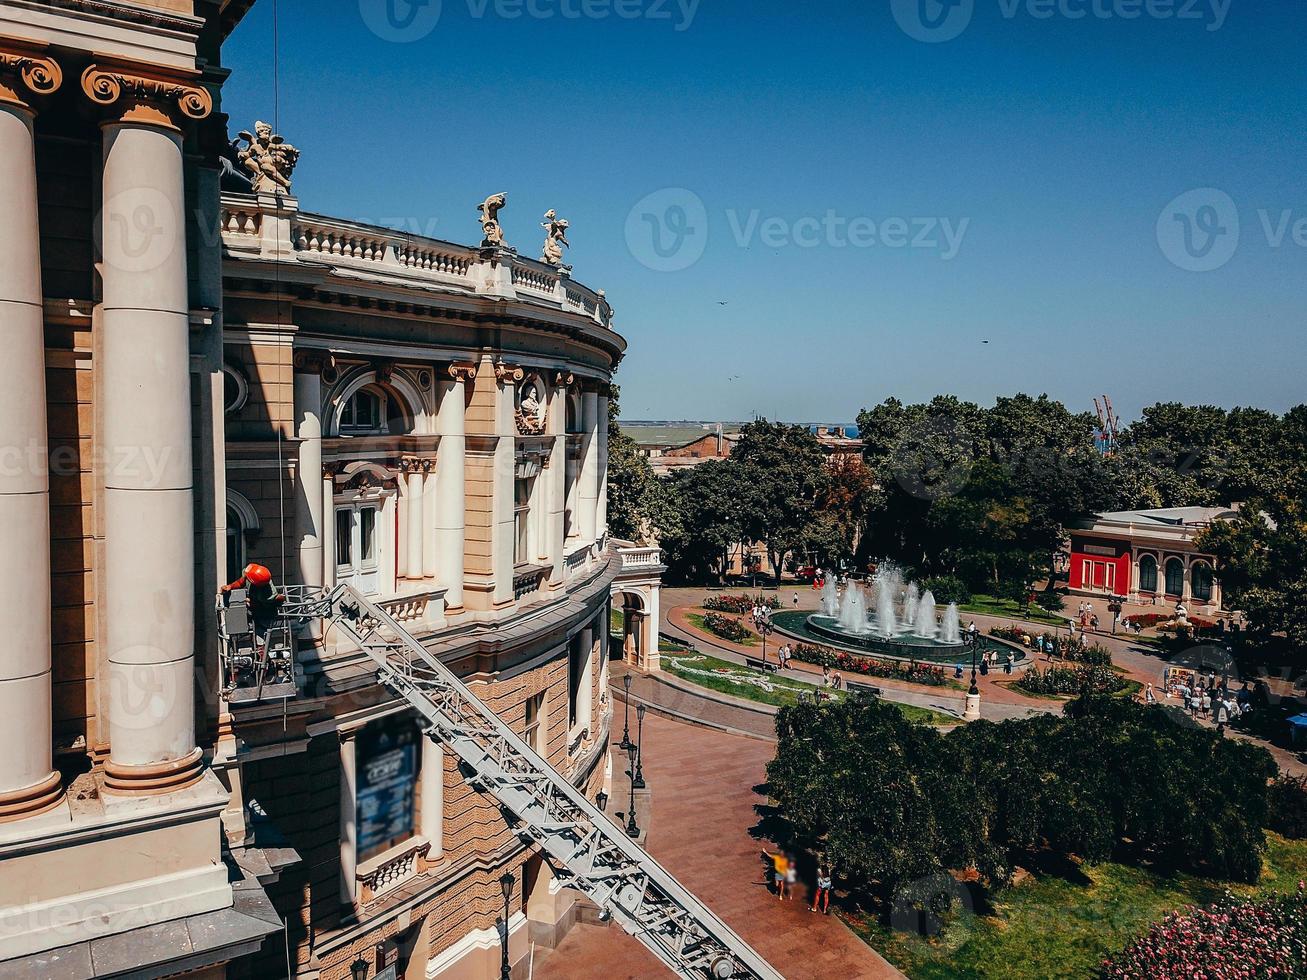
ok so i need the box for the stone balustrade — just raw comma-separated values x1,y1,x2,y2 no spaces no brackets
618,545,663,570
218,193,613,328
356,836,433,904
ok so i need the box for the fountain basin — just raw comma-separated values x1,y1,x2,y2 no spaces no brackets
771,611,1023,665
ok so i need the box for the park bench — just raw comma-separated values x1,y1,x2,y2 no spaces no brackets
845,680,882,698
744,656,779,674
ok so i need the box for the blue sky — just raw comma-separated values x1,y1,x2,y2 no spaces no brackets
223,0,1307,424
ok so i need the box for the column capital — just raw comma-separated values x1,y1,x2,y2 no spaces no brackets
447,362,478,384
81,62,212,130
0,43,63,112
294,349,334,375
494,362,525,385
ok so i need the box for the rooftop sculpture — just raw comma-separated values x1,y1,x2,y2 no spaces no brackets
236,120,300,195
478,192,508,248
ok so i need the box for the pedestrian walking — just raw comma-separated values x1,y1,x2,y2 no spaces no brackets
784,855,797,900
793,591,800,608
811,865,832,914
1145,683,1157,705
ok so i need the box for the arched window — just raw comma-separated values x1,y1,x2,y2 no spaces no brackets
226,505,246,584
1138,554,1158,593
223,364,249,415
1165,558,1185,597
340,385,409,436
1192,563,1214,603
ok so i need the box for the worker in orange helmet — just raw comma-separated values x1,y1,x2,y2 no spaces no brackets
221,563,286,657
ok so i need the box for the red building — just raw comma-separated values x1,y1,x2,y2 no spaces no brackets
1068,507,1234,612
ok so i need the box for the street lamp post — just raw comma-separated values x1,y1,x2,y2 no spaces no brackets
619,673,633,751
964,629,982,721
623,742,640,838
498,872,514,980
632,704,647,790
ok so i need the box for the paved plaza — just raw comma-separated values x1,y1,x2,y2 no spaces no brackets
534,711,903,979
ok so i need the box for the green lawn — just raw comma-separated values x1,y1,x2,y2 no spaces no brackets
959,595,1066,627
844,834,1307,980
662,653,957,725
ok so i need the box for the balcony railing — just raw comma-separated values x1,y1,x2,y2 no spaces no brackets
219,193,613,329
356,837,432,904
618,545,663,570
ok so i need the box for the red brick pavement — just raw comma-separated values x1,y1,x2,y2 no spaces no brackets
533,711,902,979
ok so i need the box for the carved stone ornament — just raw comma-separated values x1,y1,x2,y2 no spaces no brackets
0,45,63,108
477,192,508,248
516,380,547,436
554,371,575,389
236,120,300,195
540,209,571,270
81,64,213,128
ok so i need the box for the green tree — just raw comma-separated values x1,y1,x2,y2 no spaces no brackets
731,420,830,579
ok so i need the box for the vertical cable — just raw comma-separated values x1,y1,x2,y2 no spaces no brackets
271,0,288,587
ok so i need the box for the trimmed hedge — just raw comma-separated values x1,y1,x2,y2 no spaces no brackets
700,611,754,644
703,593,783,614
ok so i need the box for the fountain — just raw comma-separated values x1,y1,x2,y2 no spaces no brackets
914,591,939,640
941,603,961,645
820,573,839,617
772,561,1010,663
837,583,869,635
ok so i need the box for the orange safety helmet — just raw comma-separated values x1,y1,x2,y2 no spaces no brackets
243,563,273,587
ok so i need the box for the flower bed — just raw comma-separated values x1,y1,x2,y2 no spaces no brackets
1016,664,1126,697
790,642,948,687
703,593,782,614
1102,887,1307,979
700,611,754,644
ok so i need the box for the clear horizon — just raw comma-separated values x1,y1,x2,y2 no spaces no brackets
223,1,1307,424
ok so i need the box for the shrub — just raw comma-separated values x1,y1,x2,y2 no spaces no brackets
768,695,1278,915
790,642,948,687
1102,888,1307,979
1269,775,1307,840
703,593,782,614
922,575,972,606
700,611,753,644
1017,664,1125,697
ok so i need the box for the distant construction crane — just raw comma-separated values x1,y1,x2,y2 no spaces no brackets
1093,395,1121,456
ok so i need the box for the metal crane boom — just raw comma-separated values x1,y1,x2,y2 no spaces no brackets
296,584,782,980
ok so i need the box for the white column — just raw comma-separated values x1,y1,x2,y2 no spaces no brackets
405,461,424,580
420,737,443,859
596,389,609,542
493,365,518,607
339,731,357,904
322,470,337,588
0,71,62,820
645,586,662,673
294,367,323,590
546,377,567,586
422,462,438,580
99,109,203,791
435,366,471,611
577,627,594,734
579,389,599,543
396,469,411,581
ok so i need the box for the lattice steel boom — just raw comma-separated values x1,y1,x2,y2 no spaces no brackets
298,585,782,980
